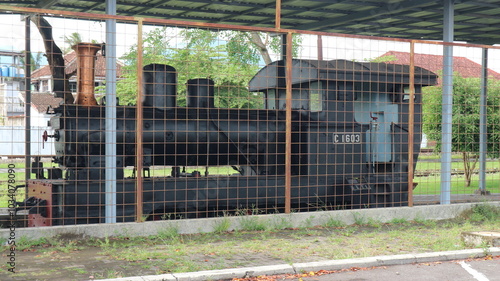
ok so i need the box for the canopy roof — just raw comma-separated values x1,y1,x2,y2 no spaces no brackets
3,0,500,44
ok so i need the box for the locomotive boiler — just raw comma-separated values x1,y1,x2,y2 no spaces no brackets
22,45,437,226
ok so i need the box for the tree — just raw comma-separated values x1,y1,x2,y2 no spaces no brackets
423,74,500,187
61,32,100,54
61,32,83,54
116,27,301,107
20,52,44,72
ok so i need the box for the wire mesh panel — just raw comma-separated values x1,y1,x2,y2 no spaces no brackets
0,9,499,228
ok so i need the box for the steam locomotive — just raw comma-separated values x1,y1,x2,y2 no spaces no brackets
22,45,437,226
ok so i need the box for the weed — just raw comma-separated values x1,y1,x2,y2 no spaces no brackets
480,240,491,256
69,267,88,274
270,215,293,230
389,218,409,225
340,227,356,237
213,216,231,233
238,215,267,231
237,206,268,231
301,215,316,228
469,203,500,222
157,225,182,243
414,217,437,228
15,236,49,251
352,212,366,225
323,217,346,228
161,213,184,220
366,218,383,228
54,240,84,253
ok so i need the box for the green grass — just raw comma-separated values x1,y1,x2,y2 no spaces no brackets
415,159,500,172
414,173,500,195
418,153,462,160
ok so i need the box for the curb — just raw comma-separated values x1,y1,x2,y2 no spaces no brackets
93,247,500,281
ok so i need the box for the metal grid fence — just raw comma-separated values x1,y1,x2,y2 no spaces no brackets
0,8,499,227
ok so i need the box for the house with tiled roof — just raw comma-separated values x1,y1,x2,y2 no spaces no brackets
1,50,123,157
379,51,500,81
8,50,123,126
31,50,123,94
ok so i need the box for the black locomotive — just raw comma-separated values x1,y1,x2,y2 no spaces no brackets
22,52,437,226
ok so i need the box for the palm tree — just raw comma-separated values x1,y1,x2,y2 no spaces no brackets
19,52,44,71
61,32,83,54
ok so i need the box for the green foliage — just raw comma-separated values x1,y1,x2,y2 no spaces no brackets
156,225,182,243
352,212,366,225
423,75,500,155
213,216,232,233
323,217,346,228
236,207,268,231
368,55,397,63
423,75,500,186
115,27,299,108
469,203,500,222
19,51,44,71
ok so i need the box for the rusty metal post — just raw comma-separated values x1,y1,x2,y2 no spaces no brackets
275,0,281,30
284,32,293,213
408,41,415,207
317,35,323,60
135,19,144,222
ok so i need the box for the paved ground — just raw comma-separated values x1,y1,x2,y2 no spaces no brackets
91,248,500,281
288,258,500,281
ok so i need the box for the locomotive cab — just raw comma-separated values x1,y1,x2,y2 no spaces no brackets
249,59,437,207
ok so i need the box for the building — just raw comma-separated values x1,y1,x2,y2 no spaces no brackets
31,50,123,95
379,51,500,81
0,50,25,126
0,49,122,157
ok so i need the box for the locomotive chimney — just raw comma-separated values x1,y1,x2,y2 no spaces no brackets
187,78,214,108
143,64,177,109
72,43,102,106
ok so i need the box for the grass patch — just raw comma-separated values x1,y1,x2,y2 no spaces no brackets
461,203,500,222
413,173,500,195
213,216,232,233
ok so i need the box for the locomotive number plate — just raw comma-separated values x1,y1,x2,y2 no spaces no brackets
333,133,361,143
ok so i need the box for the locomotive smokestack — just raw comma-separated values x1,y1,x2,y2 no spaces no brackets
143,64,177,109
187,78,214,108
72,43,102,106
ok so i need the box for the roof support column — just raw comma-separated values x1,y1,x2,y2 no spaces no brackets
105,0,117,223
477,48,490,195
440,0,454,205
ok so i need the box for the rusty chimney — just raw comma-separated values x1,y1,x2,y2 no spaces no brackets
72,43,102,106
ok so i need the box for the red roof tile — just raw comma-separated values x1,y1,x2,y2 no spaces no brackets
20,92,63,113
380,51,500,81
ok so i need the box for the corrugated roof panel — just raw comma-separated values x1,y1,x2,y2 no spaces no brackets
1,0,500,44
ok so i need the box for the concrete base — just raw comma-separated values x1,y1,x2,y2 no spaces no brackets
474,190,491,195
462,231,500,247
1,202,499,241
